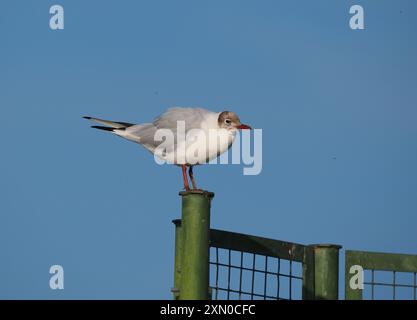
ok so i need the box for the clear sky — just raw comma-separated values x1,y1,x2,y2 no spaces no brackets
1,0,416,299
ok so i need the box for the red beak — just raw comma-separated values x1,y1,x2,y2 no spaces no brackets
237,124,252,130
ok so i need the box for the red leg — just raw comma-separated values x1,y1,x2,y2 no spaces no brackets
188,166,198,190
182,164,190,191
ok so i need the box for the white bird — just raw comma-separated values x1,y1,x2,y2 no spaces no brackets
83,107,251,191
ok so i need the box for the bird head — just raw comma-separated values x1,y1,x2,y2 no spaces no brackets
218,111,251,131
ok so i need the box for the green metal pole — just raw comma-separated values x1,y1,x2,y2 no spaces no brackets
309,244,342,300
178,190,214,300
172,219,182,299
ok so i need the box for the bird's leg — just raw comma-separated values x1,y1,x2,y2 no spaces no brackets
182,164,191,191
188,166,199,190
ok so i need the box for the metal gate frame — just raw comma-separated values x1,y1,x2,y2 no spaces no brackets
208,229,341,300
171,191,341,300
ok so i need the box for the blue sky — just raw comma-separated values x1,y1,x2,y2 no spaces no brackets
0,0,416,299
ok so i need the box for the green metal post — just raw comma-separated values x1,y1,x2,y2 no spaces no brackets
172,219,182,299
178,190,214,300
310,244,342,300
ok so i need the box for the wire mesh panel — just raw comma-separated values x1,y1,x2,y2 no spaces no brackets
362,270,417,300
345,250,417,300
209,229,306,300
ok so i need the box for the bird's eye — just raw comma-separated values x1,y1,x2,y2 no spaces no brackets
225,119,232,125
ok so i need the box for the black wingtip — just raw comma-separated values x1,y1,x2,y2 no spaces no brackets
91,125,115,132
83,116,92,120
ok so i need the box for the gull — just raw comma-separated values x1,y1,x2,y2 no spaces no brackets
83,107,251,191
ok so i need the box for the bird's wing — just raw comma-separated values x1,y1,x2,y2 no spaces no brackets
116,108,214,155
153,107,209,133
122,123,159,151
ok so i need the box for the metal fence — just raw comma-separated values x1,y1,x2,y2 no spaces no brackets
345,250,417,300
171,191,342,300
209,229,305,300
172,190,417,300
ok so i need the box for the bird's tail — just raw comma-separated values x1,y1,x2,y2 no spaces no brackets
83,116,134,131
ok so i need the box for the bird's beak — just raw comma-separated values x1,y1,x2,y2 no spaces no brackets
237,124,252,130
